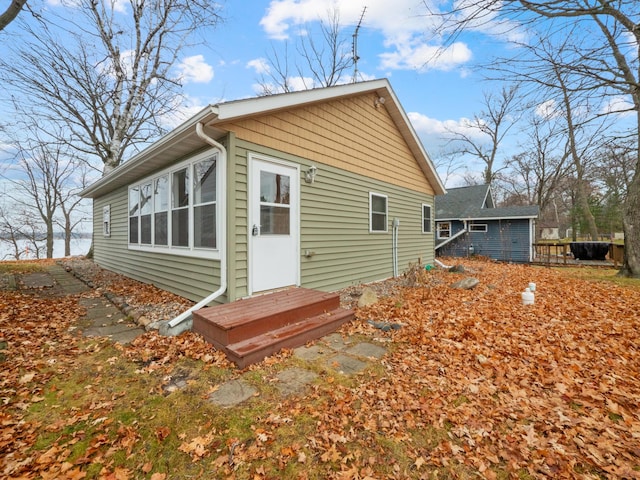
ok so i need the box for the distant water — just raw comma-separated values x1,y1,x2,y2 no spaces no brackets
0,237,92,261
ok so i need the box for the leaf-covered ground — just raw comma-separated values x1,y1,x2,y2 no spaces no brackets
1,259,639,479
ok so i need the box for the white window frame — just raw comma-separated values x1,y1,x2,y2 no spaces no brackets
103,205,111,237
369,192,388,233
422,204,432,234
437,221,451,239
127,149,221,259
469,223,488,232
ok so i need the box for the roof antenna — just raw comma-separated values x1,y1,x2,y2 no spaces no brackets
352,6,366,83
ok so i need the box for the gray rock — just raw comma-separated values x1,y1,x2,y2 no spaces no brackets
357,287,378,307
450,277,480,289
449,264,466,273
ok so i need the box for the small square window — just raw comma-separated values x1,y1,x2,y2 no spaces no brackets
422,204,432,233
437,222,451,239
103,205,111,237
369,192,388,233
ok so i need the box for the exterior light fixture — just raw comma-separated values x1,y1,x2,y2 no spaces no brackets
305,165,317,184
374,96,386,108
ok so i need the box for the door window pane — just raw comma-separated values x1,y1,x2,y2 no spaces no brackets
261,206,290,235
260,172,290,204
260,170,290,235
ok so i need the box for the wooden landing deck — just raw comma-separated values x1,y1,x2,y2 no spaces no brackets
193,288,354,368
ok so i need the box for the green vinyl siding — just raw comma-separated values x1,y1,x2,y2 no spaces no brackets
91,135,436,303
299,162,434,291
234,140,435,293
93,181,224,304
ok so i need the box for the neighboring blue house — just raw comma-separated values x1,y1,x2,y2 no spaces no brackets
435,184,539,263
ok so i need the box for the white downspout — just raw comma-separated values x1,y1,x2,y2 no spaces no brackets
167,122,227,329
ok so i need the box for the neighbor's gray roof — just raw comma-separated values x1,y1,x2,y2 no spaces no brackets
436,184,538,220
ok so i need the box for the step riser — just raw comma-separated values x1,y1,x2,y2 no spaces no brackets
226,311,354,368
193,294,339,346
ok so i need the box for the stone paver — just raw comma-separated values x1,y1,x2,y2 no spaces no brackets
324,353,368,375
208,379,258,408
345,342,387,360
293,343,334,362
274,368,318,396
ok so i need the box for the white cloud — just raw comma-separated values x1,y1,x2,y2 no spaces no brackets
251,76,317,95
600,95,635,117
260,0,475,75
159,94,209,130
535,99,558,120
177,55,214,84
408,111,483,140
247,58,271,75
379,41,472,72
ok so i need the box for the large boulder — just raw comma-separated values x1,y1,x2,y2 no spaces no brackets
357,287,379,307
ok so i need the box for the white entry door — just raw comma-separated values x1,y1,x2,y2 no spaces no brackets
249,157,299,294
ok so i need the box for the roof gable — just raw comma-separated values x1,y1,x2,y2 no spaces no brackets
81,79,445,198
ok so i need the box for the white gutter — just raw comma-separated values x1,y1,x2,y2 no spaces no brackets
168,122,227,328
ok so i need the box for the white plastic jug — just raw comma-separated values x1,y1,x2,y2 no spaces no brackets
522,287,535,305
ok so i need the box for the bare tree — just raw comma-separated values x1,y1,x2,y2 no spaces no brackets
1,0,223,174
56,163,92,257
500,112,571,226
0,206,45,260
0,0,26,32
1,134,71,258
436,0,640,276
446,85,521,185
256,7,354,94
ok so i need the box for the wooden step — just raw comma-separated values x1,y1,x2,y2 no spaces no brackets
193,288,340,346
224,308,354,368
191,288,354,368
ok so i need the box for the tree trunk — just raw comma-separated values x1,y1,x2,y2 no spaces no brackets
46,219,54,258
64,216,71,257
575,180,599,241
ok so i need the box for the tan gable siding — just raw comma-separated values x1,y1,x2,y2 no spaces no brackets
217,93,434,195
93,185,223,303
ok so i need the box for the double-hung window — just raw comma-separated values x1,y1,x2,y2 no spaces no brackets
437,222,451,239
127,150,220,258
369,192,388,233
422,204,432,234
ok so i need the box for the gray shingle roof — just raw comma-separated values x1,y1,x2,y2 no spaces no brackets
435,184,538,220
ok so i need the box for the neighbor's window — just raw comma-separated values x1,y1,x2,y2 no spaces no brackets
422,204,432,233
469,223,487,232
369,192,388,233
127,150,220,257
103,205,111,237
437,222,451,239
